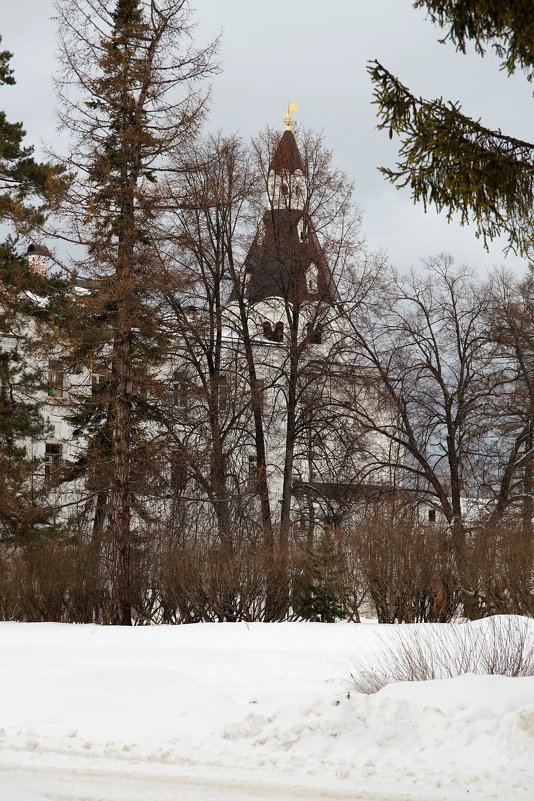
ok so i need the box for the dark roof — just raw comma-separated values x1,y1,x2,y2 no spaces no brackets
26,243,51,258
293,481,401,506
269,130,305,175
238,211,338,306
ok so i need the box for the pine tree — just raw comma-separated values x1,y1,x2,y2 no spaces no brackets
0,37,64,229
368,1,534,257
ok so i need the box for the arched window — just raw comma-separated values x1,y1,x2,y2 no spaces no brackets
292,169,306,209
263,321,284,342
305,323,322,344
267,169,276,204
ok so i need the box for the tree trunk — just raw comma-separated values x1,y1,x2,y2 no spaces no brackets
110,314,133,626
228,277,278,619
522,414,534,538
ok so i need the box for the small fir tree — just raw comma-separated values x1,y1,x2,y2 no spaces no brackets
293,527,345,622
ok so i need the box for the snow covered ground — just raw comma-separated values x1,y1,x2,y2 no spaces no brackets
1,619,533,801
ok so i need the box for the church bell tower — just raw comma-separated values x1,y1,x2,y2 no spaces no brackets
231,106,338,311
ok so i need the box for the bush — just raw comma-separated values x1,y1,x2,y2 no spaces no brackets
0,539,109,623
470,523,534,617
351,517,459,623
349,616,534,694
156,540,288,623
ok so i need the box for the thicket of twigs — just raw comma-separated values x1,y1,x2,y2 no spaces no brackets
0,516,532,624
349,616,534,694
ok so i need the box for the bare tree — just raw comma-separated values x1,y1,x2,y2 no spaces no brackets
246,129,369,559
152,128,375,619
484,269,534,535
348,256,500,602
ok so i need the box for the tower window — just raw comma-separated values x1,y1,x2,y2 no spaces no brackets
293,170,306,209
267,169,276,203
306,323,322,344
428,509,436,523
263,321,284,342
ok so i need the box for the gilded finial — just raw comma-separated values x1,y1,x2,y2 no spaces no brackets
284,101,298,131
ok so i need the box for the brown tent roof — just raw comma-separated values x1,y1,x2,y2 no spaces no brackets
269,130,305,175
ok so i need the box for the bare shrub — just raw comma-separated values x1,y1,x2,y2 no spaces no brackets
156,539,289,623
340,550,367,622
8,540,75,622
352,517,459,623
0,548,20,620
350,616,534,694
0,540,109,623
61,543,109,623
471,522,534,617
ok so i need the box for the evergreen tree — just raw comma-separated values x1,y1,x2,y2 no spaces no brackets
0,243,48,541
368,1,534,257
0,37,64,229
0,41,66,541
293,527,345,623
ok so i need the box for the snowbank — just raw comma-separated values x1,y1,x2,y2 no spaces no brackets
0,619,533,800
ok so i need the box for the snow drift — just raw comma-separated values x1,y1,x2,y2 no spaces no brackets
0,618,533,800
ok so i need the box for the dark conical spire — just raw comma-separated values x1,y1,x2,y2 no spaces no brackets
269,130,305,176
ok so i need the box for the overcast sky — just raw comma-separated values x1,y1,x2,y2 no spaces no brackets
2,0,531,274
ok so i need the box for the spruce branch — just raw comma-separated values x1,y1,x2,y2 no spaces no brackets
368,60,534,256
414,0,534,82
